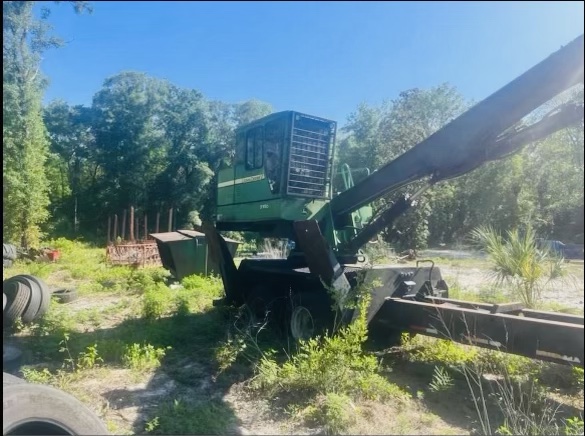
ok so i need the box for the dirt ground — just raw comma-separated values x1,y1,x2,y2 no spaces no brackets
5,249,584,435
420,249,585,309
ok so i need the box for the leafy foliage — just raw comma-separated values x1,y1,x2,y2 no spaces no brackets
252,295,406,401
429,365,454,392
3,1,90,247
471,225,565,308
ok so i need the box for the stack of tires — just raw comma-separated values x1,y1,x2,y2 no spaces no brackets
3,275,51,327
3,243,18,268
3,372,109,435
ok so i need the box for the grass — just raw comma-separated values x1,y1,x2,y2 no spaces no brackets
4,238,583,435
145,399,237,435
249,294,409,433
396,330,584,436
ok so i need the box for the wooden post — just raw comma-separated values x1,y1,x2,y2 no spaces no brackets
168,208,173,232
107,216,111,245
129,206,135,242
113,214,118,243
144,214,148,240
155,212,160,233
121,209,127,241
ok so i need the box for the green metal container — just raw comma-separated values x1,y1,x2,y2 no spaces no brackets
151,230,239,280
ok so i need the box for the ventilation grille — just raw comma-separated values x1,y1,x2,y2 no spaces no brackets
287,116,333,198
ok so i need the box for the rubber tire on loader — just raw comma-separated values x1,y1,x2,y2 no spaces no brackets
20,274,51,320
288,292,337,341
51,288,78,304
3,382,109,435
3,372,25,385
3,243,17,261
3,282,31,327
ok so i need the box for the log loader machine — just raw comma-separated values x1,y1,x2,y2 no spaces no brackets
162,35,585,367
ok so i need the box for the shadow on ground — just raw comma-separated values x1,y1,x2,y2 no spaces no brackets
7,306,285,435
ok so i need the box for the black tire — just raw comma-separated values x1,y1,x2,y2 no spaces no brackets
288,292,337,341
3,259,13,268
51,288,78,304
3,371,26,385
3,383,109,435
21,274,51,320
3,281,31,326
3,345,23,372
8,276,42,324
3,243,17,261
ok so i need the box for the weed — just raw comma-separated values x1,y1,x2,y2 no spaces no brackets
253,294,406,402
307,393,357,435
490,377,563,435
173,289,191,317
142,283,172,319
144,417,160,433
563,417,584,435
21,367,53,384
572,367,584,390
476,350,540,381
175,274,225,313
429,366,454,392
76,343,104,371
59,333,76,371
98,339,127,363
402,335,478,367
122,343,169,371
215,337,248,374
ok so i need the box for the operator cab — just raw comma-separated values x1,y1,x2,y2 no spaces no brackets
216,111,336,236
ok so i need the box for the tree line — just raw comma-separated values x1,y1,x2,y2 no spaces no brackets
336,85,584,249
3,2,583,249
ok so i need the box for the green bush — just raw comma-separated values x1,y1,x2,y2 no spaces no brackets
122,343,169,371
308,393,356,435
572,366,584,390
253,295,406,402
142,283,172,319
402,335,478,366
471,225,565,308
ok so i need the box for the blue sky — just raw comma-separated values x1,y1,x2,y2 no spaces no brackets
38,1,584,126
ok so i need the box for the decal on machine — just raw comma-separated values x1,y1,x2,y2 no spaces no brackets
218,174,265,188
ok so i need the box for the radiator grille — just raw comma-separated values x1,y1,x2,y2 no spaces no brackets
287,115,334,198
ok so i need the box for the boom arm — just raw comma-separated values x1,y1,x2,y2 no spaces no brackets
330,35,584,220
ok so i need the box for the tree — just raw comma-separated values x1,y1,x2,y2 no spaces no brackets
91,72,171,217
44,101,96,236
339,84,467,249
150,84,214,227
3,1,90,247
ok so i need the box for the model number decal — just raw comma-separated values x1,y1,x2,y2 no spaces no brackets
218,174,265,188
259,204,269,209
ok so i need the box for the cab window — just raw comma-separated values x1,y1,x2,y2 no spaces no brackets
246,126,263,169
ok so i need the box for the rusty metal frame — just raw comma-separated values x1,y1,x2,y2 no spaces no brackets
106,242,161,267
